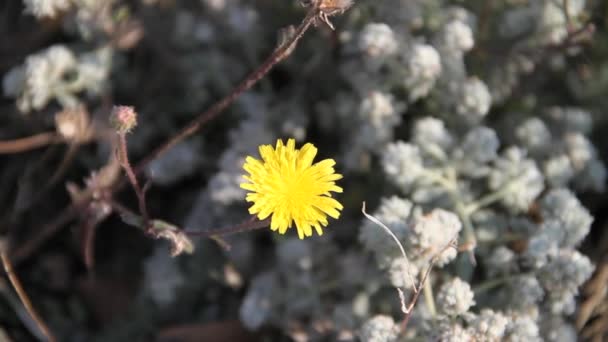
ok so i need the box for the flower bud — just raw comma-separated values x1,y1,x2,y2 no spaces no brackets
110,105,137,134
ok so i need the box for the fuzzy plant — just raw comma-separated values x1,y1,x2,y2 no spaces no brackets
0,0,606,341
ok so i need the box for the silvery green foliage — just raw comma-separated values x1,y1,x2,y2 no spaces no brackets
403,43,442,101
540,188,593,247
382,142,425,193
485,246,517,277
499,0,586,44
406,209,462,266
504,315,542,342
454,77,492,123
359,196,415,265
358,23,398,60
359,315,398,342
439,19,475,53
491,0,588,101
436,277,475,316
3,45,111,113
540,315,578,342
538,249,593,315
524,188,593,269
430,319,474,342
456,126,500,177
515,118,552,155
512,110,607,192
359,200,460,285
469,309,509,342
538,0,586,44
343,91,405,170
507,275,545,311
412,117,453,151
544,155,575,188
388,256,419,289
488,147,544,213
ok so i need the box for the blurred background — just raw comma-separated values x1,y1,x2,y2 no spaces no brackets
1,0,608,341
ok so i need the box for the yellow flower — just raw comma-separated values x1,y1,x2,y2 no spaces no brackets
240,139,343,239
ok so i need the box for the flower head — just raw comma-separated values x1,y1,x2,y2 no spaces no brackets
240,139,343,239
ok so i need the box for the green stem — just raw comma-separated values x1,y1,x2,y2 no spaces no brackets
444,168,477,254
465,181,517,215
473,275,512,294
472,273,533,294
423,274,437,317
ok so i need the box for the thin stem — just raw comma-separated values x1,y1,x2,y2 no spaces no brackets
401,240,456,332
473,272,533,294
423,273,437,317
472,275,513,294
111,199,269,238
362,202,417,293
185,218,271,237
117,133,150,229
464,188,509,215
0,132,62,154
1,247,56,342
454,200,477,262
464,174,525,215
445,169,477,260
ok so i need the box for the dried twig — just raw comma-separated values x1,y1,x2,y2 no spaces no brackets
1,243,56,342
361,202,457,333
362,202,417,292
185,217,271,237
401,241,456,332
0,132,62,154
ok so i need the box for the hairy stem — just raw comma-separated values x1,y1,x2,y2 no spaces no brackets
117,133,150,229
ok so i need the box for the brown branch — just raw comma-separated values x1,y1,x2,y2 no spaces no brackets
185,217,271,237
0,132,62,154
1,245,56,342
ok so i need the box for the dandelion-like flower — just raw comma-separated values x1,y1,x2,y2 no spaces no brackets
240,139,343,239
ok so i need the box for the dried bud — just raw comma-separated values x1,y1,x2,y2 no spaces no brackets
152,220,195,257
110,105,137,134
318,0,354,16
316,0,354,30
55,106,92,143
